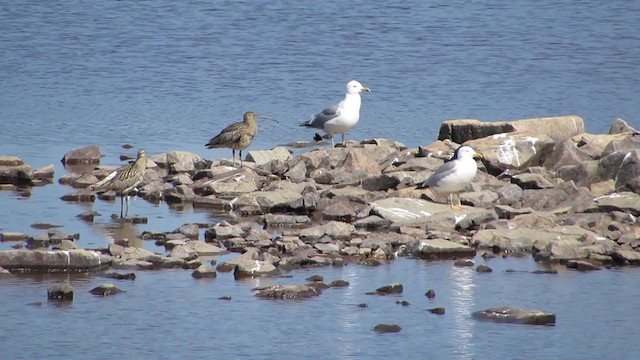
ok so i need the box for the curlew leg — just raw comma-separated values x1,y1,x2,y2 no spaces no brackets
341,133,345,146
239,150,243,168
330,136,335,148
119,195,125,218
231,150,236,167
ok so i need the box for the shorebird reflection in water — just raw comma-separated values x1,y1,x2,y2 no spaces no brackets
206,111,278,167
416,146,483,209
300,80,370,148
90,149,147,218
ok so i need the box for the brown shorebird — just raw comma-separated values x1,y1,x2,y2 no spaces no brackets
89,149,147,218
300,80,370,148
416,146,483,209
205,111,278,167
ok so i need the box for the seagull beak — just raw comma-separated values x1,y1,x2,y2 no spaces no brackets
473,152,484,159
361,87,371,92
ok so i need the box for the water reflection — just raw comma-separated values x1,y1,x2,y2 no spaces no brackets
448,266,477,359
92,220,144,248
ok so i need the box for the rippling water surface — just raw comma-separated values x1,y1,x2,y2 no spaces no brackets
1,1,640,359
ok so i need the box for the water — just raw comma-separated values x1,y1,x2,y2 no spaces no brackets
1,1,640,358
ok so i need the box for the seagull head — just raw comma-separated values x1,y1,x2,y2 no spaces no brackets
455,146,483,160
346,80,370,94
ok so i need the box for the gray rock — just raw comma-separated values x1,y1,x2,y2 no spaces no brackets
322,221,355,240
284,160,307,182
89,283,125,296
0,249,110,273
361,174,400,191
439,116,584,144
33,164,55,181
353,215,391,229
472,306,556,325
233,258,278,279
476,264,493,273
264,214,310,227
204,223,244,241
321,201,358,223
153,151,207,174
374,282,403,295
48,283,74,301
26,233,50,249
591,192,640,216
511,173,555,189
255,284,321,300
370,197,493,227
164,185,196,203
177,223,200,240
192,264,217,279
169,241,227,259
235,189,304,213
566,260,601,271
0,163,34,185
413,239,476,260
609,118,638,135
0,232,28,242
373,324,402,333
542,139,593,170
111,259,154,270
612,250,640,265
246,146,292,166
61,145,101,165
60,191,96,202
494,205,534,219
314,243,340,254
0,156,24,166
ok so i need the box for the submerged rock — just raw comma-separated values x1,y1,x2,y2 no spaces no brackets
373,324,402,333
47,283,74,301
255,284,321,299
472,306,556,325
89,283,125,296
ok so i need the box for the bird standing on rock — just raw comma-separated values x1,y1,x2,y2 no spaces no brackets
206,111,278,168
416,145,483,209
300,80,370,148
89,149,147,218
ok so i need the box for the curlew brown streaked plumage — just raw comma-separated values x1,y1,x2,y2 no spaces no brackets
89,149,147,218
205,111,277,167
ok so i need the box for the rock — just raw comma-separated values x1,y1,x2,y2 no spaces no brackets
439,116,584,144
591,192,640,216
169,241,227,259
321,201,358,223
100,271,136,280
511,173,555,189
60,191,96,202
153,151,207,174
0,249,110,273
465,132,555,175
306,275,324,282
314,243,340,254
0,231,28,242
89,283,125,296
284,160,307,182
264,214,310,227
414,239,476,260
164,185,196,203
612,250,640,265
322,221,355,240
246,146,292,166
33,164,55,181
0,163,34,185
61,145,101,165
353,215,391,229
255,284,321,299
176,223,200,240
454,259,474,267
192,264,217,278
111,259,154,270
542,139,593,170
373,324,402,333
609,118,638,134
425,289,436,298
47,283,74,301
0,156,24,166
396,300,410,306
566,260,601,271
597,150,640,193
234,258,278,279
374,282,403,295
427,307,446,315
204,223,244,241
476,265,493,273
494,205,534,219
329,280,350,287
202,169,259,196
361,174,400,191
235,189,304,213
472,306,556,325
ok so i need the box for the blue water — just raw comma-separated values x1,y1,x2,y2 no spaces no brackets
1,1,640,358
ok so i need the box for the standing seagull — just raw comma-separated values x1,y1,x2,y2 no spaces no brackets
416,146,483,209
300,80,370,148
205,111,277,167
90,149,147,218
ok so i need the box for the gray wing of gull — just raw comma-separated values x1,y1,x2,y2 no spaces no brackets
300,104,340,129
417,160,458,188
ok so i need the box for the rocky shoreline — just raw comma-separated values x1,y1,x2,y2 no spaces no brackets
1,115,639,306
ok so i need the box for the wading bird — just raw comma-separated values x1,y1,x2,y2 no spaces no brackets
89,149,147,218
206,111,278,167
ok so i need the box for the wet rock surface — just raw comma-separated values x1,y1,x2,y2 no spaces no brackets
472,306,556,325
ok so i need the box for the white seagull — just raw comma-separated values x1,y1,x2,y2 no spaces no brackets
416,146,483,209
300,80,370,148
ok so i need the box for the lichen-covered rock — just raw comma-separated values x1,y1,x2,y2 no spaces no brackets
48,283,74,301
